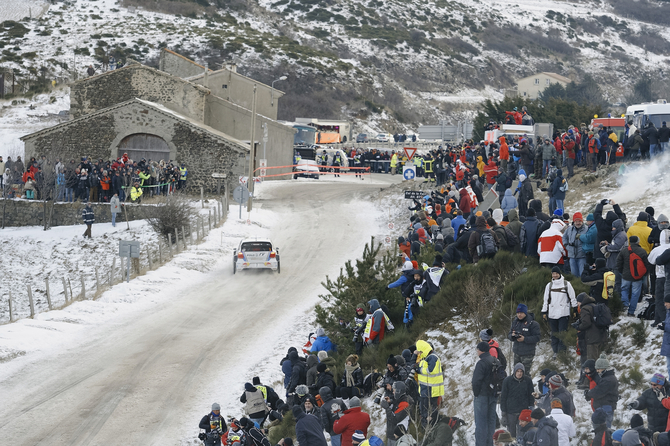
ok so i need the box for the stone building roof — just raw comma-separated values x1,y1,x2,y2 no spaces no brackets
20,98,249,153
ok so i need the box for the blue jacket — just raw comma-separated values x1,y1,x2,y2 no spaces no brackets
662,310,670,357
388,273,409,289
580,222,597,256
550,175,566,201
500,189,518,217
310,335,336,353
282,358,292,389
452,215,466,239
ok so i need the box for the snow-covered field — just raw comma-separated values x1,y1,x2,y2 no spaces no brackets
0,0,49,21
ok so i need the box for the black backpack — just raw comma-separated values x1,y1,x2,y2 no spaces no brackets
593,303,613,330
504,227,520,248
494,346,507,369
490,357,507,398
478,231,498,258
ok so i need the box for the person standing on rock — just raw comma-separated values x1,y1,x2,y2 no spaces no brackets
82,203,94,238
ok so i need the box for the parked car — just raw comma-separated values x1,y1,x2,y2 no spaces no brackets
293,159,320,179
376,133,392,142
356,133,369,143
233,238,280,274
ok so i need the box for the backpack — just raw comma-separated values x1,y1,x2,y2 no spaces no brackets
315,394,324,407
478,231,498,258
602,271,615,301
505,176,513,189
629,246,648,280
504,227,520,248
559,178,569,192
490,357,507,398
593,303,613,330
494,346,507,369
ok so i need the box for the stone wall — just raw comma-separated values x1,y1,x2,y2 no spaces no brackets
0,199,155,227
159,48,209,79
23,101,247,194
70,64,208,121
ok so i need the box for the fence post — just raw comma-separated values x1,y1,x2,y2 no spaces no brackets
80,273,86,300
188,225,193,245
158,242,163,264
45,278,52,310
120,257,125,283
8,290,14,322
182,226,187,248
168,233,173,257
148,246,153,270
28,285,35,318
62,277,68,302
201,186,204,208
208,210,212,231
174,228,180,253
95,266,100,294
111,257,116,285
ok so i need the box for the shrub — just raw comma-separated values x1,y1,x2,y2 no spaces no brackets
622,363,645,390
267,412,295,444
631,320,648,349
145,195,193,242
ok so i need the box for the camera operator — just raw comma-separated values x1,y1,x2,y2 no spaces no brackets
198,403,227,446
507,304,541,377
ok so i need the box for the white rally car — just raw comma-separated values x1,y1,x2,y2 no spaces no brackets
233,238,280,274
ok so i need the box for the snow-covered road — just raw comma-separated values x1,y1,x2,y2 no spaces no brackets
0,176,402,445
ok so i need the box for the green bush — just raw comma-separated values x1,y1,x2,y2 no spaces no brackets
267,411,295,445
631,320,648,349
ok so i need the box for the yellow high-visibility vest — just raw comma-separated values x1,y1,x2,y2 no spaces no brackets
417,354,444,397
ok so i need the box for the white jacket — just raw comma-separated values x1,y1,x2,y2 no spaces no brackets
548,408,576,446
538,220,567,265
648,229,670,276
542,276,577,319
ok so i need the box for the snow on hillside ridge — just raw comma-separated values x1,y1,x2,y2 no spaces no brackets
0,0,49,21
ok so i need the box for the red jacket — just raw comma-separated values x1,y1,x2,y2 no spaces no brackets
333,407,371,446
399,241,411,259
459,189,471,214
483,161,498,185
499,138,509,161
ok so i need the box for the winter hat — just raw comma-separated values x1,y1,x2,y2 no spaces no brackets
586,213,595,222
477,341,490,353
252,377,261,386
493,209,503,224
212,403,221,411
527,208,536,217
516,304,528,314
291,405,303,419
487,217,497,228
659,215,670,230
401,261,413,272
576,292,588,303
551,398,563,409
514,363,525,374
531,408,545,420
557,169,563,177
318,351,328,361
296,384,309,396
629,235,640,245
548,374,563,388
573,212,583,222
433,254,443,266
479,328,493,342
592,407,607,425
387,354,398,367
519,174,527,182
402,349,412,362
282,439,294,446
437,233,444,240
239,417,251,428
637,211,649,222
646,206,655,217
476,211,483,217
621,430,641,446
317,363,327,373
551,266,562,275
519,409,532,422
245,382,255,392
595,353,610,370
352,431,366,444
630,413,645,428
553,208,563,217
394,424,408,438
595,258,607,269
316,327,325,337
540,368,552,377
349,396,361,408
612,429,625,442
493,429,507,442
650,373,665,385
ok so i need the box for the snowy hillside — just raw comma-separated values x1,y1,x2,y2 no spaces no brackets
1,0,668,134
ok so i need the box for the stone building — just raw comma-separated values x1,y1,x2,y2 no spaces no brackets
21,54,295,193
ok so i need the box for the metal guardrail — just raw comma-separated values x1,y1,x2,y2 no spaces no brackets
323,141,447,151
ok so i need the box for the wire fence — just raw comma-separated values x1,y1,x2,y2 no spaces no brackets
1,198,228,324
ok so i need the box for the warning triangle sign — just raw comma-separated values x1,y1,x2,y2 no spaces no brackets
404,147,417,161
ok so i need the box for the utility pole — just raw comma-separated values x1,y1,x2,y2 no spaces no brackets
247,84,257,212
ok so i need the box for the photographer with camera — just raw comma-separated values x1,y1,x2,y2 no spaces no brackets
507,304,541,376
198,403,227,446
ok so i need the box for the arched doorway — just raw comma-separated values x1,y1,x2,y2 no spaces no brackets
117,133,171,162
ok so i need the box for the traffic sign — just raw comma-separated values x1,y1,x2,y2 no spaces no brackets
384,236,391,245
260,169,267,177
403,166,416,181
404,147,417,161
259,159,267,167
119,240,140,258
233,185,250,204
239,176,248,185
388,222,394,230
211,172,227,179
